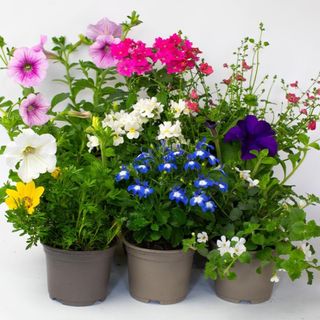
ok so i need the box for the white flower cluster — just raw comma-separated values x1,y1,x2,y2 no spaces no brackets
235,167,259,188
102,97,188,147
217,235,247,257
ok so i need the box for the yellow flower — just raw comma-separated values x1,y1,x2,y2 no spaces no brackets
51,167,61,179
5,181,44,215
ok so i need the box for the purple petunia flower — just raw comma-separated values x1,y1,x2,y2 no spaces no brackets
89,35,120,68
8,47,48,87
224,115,278,160
86,17,122,41
19,94,50,127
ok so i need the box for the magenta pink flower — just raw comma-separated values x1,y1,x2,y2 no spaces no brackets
153,33,201,74
86,17,122,41
8,47,48,87
32,35,47,53
111,38,154,77
89,35,120,68
19,94,50,127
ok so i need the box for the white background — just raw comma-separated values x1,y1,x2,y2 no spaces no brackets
0,0,319,319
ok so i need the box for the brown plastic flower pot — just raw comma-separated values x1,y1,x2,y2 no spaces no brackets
124,239,194,304
214,254,274,304
43,244,115,306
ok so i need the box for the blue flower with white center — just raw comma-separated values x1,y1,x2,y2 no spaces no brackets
115,166,130,182
158,162,177,173
190,191,209,207
127,183,145,198
163,149,185,162
184,160,201,171
200,200,217,213
190,149,210,160
194,177,215,189
208,154,219,166
143,186,154,198
134,164,150,174
215,180,228,192
169,187,188,205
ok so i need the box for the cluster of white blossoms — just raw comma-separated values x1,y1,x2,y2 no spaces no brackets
217,235,247,257
101,97,188,147
102,97,166,147
4,128,57,182
170,99,192,118
235,167,259,188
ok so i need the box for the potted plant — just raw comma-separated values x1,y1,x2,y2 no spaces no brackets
183,24,320,303
115,140,227,304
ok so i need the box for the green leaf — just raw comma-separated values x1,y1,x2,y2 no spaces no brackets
298,134,309,145
261,157,278,165
151,223,159,231
238,251,251,264
306,270,314,285
309,142,320,150
243,94,258,107
251,233,265,245
276,241,292,254
229,208,242,221
51,93,70,108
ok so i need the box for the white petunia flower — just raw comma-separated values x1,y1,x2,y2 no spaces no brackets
157,120,183,140
87,135,100,153
234,241,247,256
197,231,208,243
298,242,314,261
4,128,57,183
217,235,232,256
170,99,190,118
270,273,280,283
113,135,124,146
125,121,142,139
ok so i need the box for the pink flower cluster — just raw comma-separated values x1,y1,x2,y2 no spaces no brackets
111,38,154,76
153,33,201,74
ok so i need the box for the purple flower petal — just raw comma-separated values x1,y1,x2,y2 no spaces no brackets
256,136,278,156
224,125,244,142
86,17,122,41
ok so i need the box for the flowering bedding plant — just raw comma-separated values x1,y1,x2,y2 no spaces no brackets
115,139,226,249
184,24,320,284
0,12,214,250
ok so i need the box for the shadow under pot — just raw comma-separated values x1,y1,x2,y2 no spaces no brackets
43,244,115,306
214,252,274,304
123,239,194,304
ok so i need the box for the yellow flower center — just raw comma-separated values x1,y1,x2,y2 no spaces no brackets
24,63,33,72
22,196,33,209
23,146,36,155
129,128,136,133
27,105,35,111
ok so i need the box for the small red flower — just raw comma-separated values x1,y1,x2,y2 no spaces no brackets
199,62,214,75
316,88,320,95
286,93,300,104
308,120,316,130
307,92,315,100
223,63,228,68
235,74,246,82
300,109,308,115
242,60,251,70
186,100,200,113
223,77,232,85
190,89,199,100
290,81,298,88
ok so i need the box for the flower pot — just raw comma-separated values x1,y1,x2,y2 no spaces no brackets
123,239,194,304
43,244,115,306
214,254,274,304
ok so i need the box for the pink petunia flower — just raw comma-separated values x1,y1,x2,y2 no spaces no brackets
19,94,50,127
89,35,120,68
199,62,214,75
86,17,122,41
8,47,48,87
190,89,199,100
32,35,47,52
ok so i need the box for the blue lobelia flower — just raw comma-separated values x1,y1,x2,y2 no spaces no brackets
200,200,217,213
194,177,215,189
190,191,209,207
184,160,201,171
224,115,278,160
208,154,219,166
143,186,154,198
127,183,145,198
115,166,130,182
164,149,185,162
196,137,215,151
169,187,188,205
134,164,150,174
215,180,228,192
134,152,153,163
158,162,177,173
189,149,210,160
